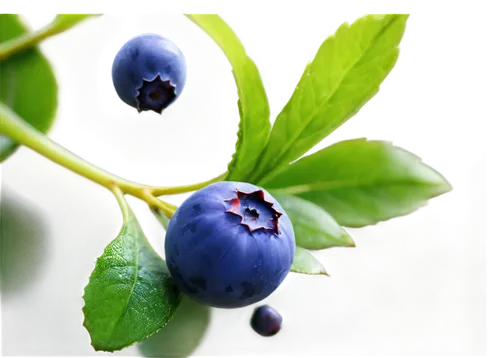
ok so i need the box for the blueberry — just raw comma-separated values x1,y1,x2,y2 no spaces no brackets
112,33,187,114
250,305,283,337
165,181,296,309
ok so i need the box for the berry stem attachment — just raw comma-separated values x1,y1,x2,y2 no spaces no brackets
146,194,177,218
0,102,220,218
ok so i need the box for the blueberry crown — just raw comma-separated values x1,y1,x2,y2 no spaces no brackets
224,189,282,234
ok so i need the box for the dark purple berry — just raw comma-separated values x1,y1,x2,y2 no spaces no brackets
250,305,283,337
165,181,295,309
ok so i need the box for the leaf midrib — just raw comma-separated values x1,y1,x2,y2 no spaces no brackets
107,226,140,343
271,178,445,196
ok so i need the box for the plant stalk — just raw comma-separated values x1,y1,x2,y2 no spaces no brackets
0,103,225,216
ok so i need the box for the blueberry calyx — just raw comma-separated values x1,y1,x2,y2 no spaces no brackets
224,189,282,234
136,75,176,114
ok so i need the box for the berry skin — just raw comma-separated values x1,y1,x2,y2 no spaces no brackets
165,181,295,309
250,305,283,337
112,33,187,114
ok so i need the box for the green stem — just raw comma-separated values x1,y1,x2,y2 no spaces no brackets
147,196,177,218
0,27,52,61
149,170,229,197
111,186,129,220
0,101,227,214
0,15,94,61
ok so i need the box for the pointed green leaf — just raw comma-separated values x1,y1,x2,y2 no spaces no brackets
186,15,271,181
264,138,452,228
291,246,329,276
0,14,57,162
251,14,409,183
50,14,96,32
82,201,181,352
273,194,354,250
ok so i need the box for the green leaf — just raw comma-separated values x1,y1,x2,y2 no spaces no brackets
225,99,243,171
251,14,409,184
264,138,452,228
82,200,181,352
137,297,210,357
186,14,271,182
0,14,57,162
273,194,354,250
0,10,105,60
291,246,329,276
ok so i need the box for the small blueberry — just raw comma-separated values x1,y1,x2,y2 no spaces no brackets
250,305,284,338
112,33,187,114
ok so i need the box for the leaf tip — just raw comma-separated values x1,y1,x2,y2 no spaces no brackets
341,229,356,247
319,268,332,278
347,238,356,248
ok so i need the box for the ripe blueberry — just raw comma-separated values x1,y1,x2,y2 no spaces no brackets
112,33,187,114
165,181,295,309
250,305,283,337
